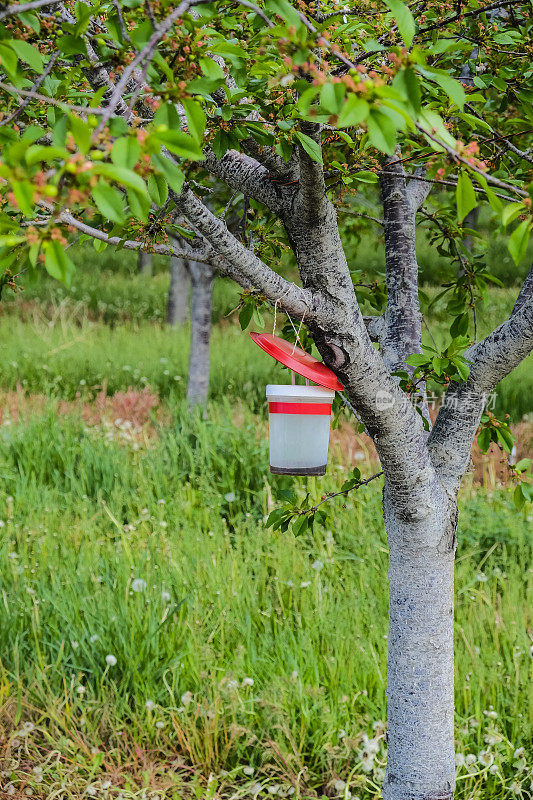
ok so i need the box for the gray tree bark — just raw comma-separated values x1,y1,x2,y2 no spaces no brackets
383,487,456,800
186,261,214,406
138,250,153,276
167,255,191,326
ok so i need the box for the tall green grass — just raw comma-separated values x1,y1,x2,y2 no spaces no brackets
1,281,532,419
0,408,531,798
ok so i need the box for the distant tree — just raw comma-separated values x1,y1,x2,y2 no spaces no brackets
166,253,190,326
1,1,532,797
137,248,152,275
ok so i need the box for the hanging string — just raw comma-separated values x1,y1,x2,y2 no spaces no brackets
271,283,309,354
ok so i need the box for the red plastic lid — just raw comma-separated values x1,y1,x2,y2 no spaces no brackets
250,332,344,391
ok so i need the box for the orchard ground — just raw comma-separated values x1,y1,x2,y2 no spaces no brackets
0,263,532,799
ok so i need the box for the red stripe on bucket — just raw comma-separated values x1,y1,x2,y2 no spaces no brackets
268,402,332,416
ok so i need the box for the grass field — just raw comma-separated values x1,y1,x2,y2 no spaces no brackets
0,266,532,799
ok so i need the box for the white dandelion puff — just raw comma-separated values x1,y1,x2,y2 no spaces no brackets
105,654,117,666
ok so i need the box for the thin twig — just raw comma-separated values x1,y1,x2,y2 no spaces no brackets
378,169,516,202
111,0,133,44
304,470,384,514
415,122,528,197
337,209,384,226
0,0,61,20
0,80,108,115
417,0,527,36
0,50,59,127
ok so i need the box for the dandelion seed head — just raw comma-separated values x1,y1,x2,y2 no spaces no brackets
181,691,193,706
105,654,117,666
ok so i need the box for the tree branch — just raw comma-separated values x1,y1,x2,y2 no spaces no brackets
0,51,60,127
177,186,318,319
202,149,282,212
0,0,61,19
58,210,208,261
428,276,533,491
379,159,425,373
295,122,327,224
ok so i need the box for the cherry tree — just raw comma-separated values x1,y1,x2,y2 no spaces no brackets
0,0,532,796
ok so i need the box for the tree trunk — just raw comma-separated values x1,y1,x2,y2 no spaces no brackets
463,207,480,252
166,256,191,326
383,485,456,800
138,250,152,276
186,262,214,406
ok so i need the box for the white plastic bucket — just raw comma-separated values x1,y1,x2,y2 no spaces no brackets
266,384,335,476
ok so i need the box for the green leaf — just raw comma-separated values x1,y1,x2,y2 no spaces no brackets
393,67,421,114
93,238,107,253
199,56,225,80
265,0,301,26
151,153,185,194
477,427,491,454
155,130,204,160
127,187,150,222
514,458,531,473
0,43,17,76
266,507,289,529
495,426,514,453
238,303,254,330
292,515,308,537
453,357,470,382
57,35,87,56
7,39,44,72
352,170,378,184
111,137,141,170
406,353,430,367
91,180,126,224
320,82,339,114
147,173,168,206
44,240,75,285
26,145,70,166
11,180,34,217
182,98,207,144
69,114,91,155
0,234,26,247
508,219,530,266
336,96,369,128
427,69,465,109
384,0,415,47
513,483,526,510
450,312,469,337
501,202,525,227
456,171,477,223
294,131,323,164
474,172,502,213
92,163,147,194
366,109,396,155
17,11,40,32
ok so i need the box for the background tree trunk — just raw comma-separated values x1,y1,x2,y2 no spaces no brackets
186,262,214,406
167,256,191,326
137,250,153,276
383,485,456,800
